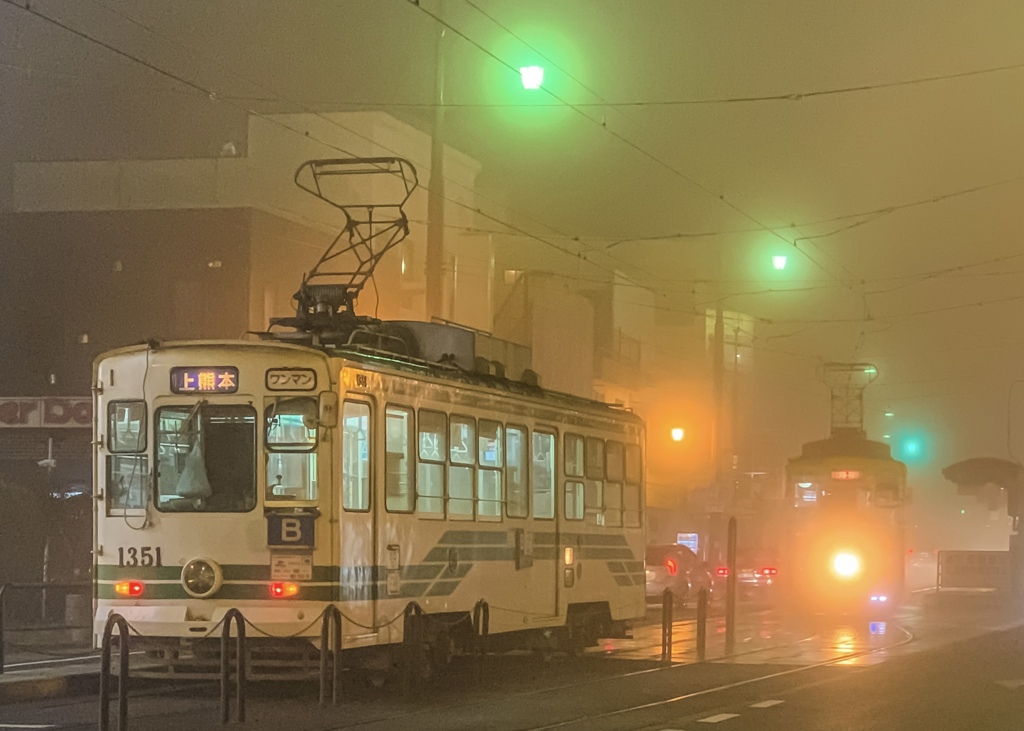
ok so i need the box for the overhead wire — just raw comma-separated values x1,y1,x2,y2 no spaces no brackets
7,0,652,295
405,0,856,288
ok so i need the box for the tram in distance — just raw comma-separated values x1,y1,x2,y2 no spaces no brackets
92,157,647,676
781,428,908,615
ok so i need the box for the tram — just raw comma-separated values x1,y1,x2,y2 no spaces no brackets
782,428,908,614
92,158,647,675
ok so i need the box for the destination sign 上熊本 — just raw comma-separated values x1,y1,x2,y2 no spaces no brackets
170,367,239,394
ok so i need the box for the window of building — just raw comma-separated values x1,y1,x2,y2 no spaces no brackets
385,406,414,512
506,426,528,518
155,404,256,513
342,401,371,511
265,397,318,502
532,431,555,519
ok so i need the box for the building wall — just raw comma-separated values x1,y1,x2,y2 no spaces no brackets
0,209,252,396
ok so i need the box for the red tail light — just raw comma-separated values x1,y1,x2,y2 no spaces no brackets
715,567,730,577
114,580,144,597
761,567,778,576
270,582,299,598
665,558,678,576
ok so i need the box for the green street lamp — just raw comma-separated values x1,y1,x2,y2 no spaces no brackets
519,65,544,90
772,255,787,271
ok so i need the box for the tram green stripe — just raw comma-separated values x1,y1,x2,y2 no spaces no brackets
438,530,510,546
422,547,516,562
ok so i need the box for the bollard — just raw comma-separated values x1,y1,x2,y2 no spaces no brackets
402,602,424,695
0,583,8,675
319,605,342,706
472,599,490,680
99,613,130,731
696,587,708,661
220,609,246,725
660,588,673,664
472,599,490,658
725,516,737,655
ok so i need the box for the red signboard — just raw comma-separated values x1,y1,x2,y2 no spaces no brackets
0,398,92,428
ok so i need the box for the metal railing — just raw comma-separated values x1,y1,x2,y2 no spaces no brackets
319,605,342,706
0,581,92,674
219,609,246,725
99,613,130,731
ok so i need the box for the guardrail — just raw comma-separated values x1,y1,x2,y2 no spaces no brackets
219,609,246,725
98,613,130,731
0,581,92,674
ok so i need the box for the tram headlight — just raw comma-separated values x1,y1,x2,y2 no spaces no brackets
831,551,862,579
181,558,223,598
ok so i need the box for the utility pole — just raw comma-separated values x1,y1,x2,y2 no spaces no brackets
425,3,446,322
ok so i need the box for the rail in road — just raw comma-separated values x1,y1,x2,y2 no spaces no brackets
2,592,1021,731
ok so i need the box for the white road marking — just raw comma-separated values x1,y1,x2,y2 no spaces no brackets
996,679,1024,690
0,724,56,729
699,713,740,723
750,699,785,708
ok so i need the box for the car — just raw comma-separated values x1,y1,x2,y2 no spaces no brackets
711,550,779,599
645,544,714,607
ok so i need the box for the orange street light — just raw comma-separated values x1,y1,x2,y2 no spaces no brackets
671,427,685,442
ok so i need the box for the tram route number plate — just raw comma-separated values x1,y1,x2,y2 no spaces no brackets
271,551,313,581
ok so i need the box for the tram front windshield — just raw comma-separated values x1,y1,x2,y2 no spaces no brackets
155,404,257,512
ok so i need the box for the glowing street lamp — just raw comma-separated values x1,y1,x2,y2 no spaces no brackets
772,255,787,271
519,65,544,90
671,427,685,442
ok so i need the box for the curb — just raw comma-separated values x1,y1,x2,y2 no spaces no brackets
0,669,98,704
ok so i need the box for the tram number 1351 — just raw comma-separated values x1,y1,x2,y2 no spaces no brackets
117,546,163,567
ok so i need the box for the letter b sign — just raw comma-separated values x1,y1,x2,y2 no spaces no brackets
267,514,315,547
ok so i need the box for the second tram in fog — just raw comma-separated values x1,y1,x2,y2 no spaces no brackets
782,428,908,614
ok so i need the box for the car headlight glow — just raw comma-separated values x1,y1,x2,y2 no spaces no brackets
831,551,861,579
181,558,223,598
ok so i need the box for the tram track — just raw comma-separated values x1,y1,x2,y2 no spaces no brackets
518,624,916,731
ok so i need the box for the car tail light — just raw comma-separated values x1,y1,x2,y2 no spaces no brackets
270,582,299,598
715,567,730,577
114,581,144,597
761,567,778,576
665,558,678,576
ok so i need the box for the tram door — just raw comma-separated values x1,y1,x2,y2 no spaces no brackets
340,399,377,637
531,429,560,616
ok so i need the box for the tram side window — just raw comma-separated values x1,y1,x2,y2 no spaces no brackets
565,433,584,477
108,401,146,453
155,404,256,513
584,437,605,526
449,414,476,519
604,441,624,527
565,480,585,520
624,443,642,528
417,409,446,516
385,406,414,513
265,397,318,502
107,401,148,512
532,431,555,519
506,426,528,518
342,401,371,512
477,419,503,520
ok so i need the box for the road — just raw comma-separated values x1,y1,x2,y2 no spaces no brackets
1,589,1021,730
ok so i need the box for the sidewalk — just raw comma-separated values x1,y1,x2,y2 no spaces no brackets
0,643,100,704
